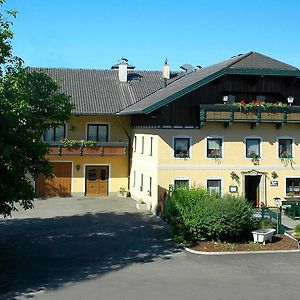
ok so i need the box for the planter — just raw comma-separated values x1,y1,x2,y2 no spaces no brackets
82,146,102,155
136,202,147,211
252,229,276,245
60,146,82,155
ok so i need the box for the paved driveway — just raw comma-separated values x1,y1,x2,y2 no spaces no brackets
1,197,300,300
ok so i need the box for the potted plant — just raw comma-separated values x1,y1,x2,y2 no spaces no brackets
119,187,127,197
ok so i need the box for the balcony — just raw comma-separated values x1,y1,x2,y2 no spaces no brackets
199,104,300,129
46,142,128,156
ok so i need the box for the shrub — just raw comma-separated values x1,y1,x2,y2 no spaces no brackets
165,186,255,244
294,224,300,237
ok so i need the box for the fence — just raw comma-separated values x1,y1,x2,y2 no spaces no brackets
261,206,284,234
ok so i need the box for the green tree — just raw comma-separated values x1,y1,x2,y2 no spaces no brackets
0,0,73,216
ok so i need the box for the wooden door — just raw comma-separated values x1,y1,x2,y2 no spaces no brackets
85,166,108,196
36,162,72,197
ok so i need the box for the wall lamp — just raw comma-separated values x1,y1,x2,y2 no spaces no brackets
75,164,81,171
287,96,294,106
223,95,228,104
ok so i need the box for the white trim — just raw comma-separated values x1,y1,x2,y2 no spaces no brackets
85,122,110,142
172,134,192,160
206,177,223,196
205,135,224,160
244,135,262,159
277,136,295,159
173,177,192,188
83,163,111,195
284,175,300,196
158,164,300,170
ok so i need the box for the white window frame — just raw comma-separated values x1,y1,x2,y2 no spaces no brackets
172,135,192,159
173,177,191,188
206,177,223,196
141,136,144,154
277,136,294,159
284,176,300,196
133,135,137,152
140,173,143,191
148,176,152,197
85,122,110,142
43,124,67,142
149,136,153,156
206,135,224,159
133,170,136,187
244,136,262,159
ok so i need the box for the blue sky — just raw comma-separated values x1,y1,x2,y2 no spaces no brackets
5,0,300,71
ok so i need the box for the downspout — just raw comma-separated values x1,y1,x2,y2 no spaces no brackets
117,116,131,191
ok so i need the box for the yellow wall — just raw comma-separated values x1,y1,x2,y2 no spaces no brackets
67,115,131,142
131,123,300,209
45,115,130,196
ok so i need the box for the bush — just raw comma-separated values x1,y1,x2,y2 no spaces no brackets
165,186,255,244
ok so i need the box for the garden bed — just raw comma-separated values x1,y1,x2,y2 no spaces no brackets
189,234,299,252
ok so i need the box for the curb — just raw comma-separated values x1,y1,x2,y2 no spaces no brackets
184,247,300,255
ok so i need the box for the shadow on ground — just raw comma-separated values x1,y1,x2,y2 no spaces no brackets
0,212,181,299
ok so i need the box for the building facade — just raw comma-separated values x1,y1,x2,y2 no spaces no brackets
34,52,300,215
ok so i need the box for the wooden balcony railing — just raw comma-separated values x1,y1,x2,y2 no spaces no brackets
199,104,300,129
46,142,128,156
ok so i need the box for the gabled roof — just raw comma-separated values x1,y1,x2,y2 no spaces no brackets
119,51,300,115
28,67,174,115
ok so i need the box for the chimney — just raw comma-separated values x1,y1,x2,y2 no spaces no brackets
118,57,128,82
162,58,170,80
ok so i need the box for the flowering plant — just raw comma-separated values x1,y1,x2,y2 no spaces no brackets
61,139,83,148
60,139,97,147
279,151,293,159
234,100,287,111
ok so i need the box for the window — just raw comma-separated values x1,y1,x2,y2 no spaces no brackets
207,138,222,158
246,138,260,158
174,137,190,158
278,139,293,158
149,177,152,196
133,170,136,187
87,124,108,142
174,179,189,188
150,137,153,156
44,125,66,142
207,179,222,196
133,135,137,152
141,136,144,154
140,174,143,191
286,178,300,195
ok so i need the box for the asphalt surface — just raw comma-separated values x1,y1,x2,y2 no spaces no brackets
1,197,300,300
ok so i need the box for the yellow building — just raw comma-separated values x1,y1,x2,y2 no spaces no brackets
35,52,300,216
33,59,166,198
120,52,300,214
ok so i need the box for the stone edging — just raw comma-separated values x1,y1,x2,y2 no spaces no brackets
184,247,300,255
184,232,300,255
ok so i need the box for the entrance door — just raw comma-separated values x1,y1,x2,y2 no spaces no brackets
85,166,108,196
245,175,261,206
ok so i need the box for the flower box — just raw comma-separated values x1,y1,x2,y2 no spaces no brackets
252,229,276,245
60,146,82,155
82,146,102,155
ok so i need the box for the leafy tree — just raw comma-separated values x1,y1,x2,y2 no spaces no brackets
0,0,73,216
